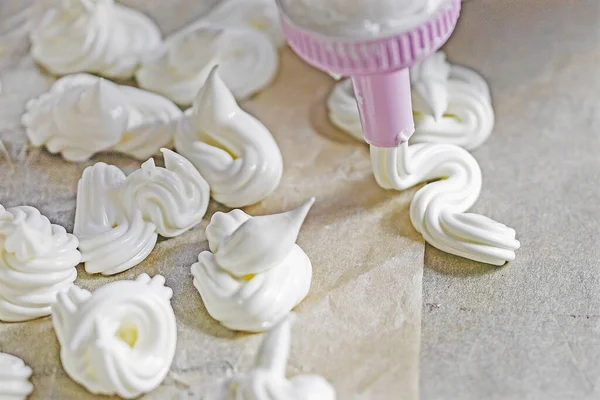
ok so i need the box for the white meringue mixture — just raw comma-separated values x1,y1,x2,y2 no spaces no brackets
327,51,495,150
22,73,182,162
191,199,314,332
230,315,336,400
0,352,34,400
74,149,209,275
175,68,283,208
30,0,161,78
371,142,520,266
52,274,176,399
136,24,278,106
0,205,80,322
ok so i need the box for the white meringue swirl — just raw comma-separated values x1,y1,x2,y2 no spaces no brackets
22,73,182,162
0,205,80,322
51,274,176,399
371,142,520,266
231,315,336,400
327,51,495,150
0,352,34,400
175,67,282,208
30,0,162,79
191,199,314,332
74,149,209,275
136,24,278,105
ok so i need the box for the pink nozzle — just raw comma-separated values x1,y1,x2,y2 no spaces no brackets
352,69,414,147
277,0,461,147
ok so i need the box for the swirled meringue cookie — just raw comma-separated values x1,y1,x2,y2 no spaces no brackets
191,199,314,332
0,205,80,322
52,274,176,399
175,68,282,208
371,142,520,266
183,0,285,47
22,73,182,162
230,315,336,400
327,51,495,150
74,149,209,275
0,353,34,399
30,0,161,78
136,24,278,105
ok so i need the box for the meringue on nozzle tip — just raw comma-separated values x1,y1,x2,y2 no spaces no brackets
191,198,315,332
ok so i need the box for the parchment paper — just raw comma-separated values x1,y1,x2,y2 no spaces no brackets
0,2,425,398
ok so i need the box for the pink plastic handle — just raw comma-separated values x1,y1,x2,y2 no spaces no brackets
352,68,415,148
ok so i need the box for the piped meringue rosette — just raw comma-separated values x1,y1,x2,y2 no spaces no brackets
0,205,80,322
371,142,520,266
191,199,315,332
30,0,161,78
22,73,182,162
175,67,283,208
136,24,278,105
51,274,176,399
327,51,495,150
74,149,209,275
0,353,34,400
230,315,336,400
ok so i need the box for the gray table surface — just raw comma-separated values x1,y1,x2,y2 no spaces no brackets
421,1,600,399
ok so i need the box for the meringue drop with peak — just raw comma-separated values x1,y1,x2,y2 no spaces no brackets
191,199,315,332
231,314,336,400
175,67,283,208
51,274,176,399
0,352,34,400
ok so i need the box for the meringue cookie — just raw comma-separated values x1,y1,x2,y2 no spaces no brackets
52,274,176,399
183,0,285,47
22,73,182,162
191,199,314,332
30,0,161,78
231,315,336,400
0,205,80,322
371,142,520,266
175,67,282,208
74,149,209,275
136,24,278,105
327,51,495,150
0,353,34,400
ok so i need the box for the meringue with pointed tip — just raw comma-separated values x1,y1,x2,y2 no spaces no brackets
175,67,282,208
136,24,278,105
22,73,182,162
0,205,80,322
52,274,176,399
191,199,314,332
230,314,336,400
180,0,285,47
371,142,520,266
30,0,161,78
74,149,209,275
0,352,34,400
327,51,495,150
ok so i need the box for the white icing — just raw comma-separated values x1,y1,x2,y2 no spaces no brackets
184,0,285,47
22,73,182,162
74,149,209,275
136,24,278,105
0,205,80,322
231,315,336,400
0,353,34,400
327,52,495,150
278,0,446,38
371,142,520,266
52,274,176,399
30,0,162,78
175,67,282,208
191,199,314,332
